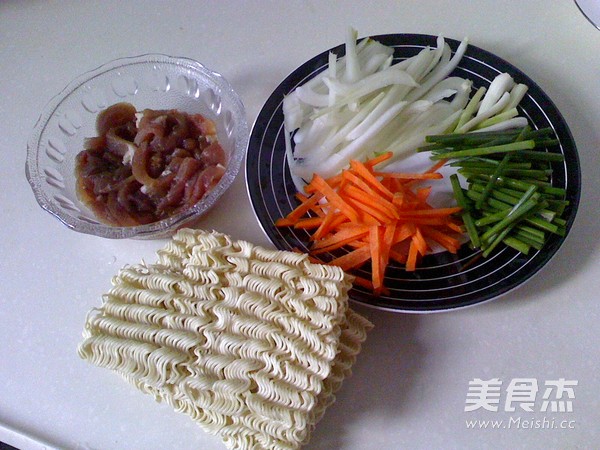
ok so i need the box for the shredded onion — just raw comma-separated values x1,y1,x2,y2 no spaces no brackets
283,28,531,191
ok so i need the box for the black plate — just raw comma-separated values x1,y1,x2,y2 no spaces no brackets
246,34,581,312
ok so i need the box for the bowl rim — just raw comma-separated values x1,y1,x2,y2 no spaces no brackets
26,53,249,239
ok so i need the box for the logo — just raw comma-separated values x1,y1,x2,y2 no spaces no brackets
464,378,578,430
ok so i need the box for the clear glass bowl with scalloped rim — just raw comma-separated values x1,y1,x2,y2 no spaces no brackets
26,54,248,239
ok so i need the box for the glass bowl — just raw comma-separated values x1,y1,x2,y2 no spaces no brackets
26,54,249,239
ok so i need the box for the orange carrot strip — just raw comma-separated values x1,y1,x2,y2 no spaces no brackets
420,226,461,253
393,222,416,244
396,216,459,226
406,240,419,272
328,245,372,271
380,176,394,191
349,159,395,201
342,170,381,197
295,192,326,216
276,151,466,292
369,225,384,291
381,221,397,270
285,192,324,222
446,220,464,233
352,275,376,291
305,173,342,193
312,210,350,241
293,216,324,230
412,227,429,256
342,184,398,220
347,240,370,249
354,207,382,225
423,158,448,174
330,211,351,228
275,217,296,227
310,206,326,217
324,173,344,187
389,248,408,264
311,225,370,251
308,174,359,222
374,171,443,180
394,184,419,203
416,186,432,203
396,206,462,217
389,177,409,194
295,192,310,202
363,151,393,169
311,210,336,241
344,196,389,224
391,190,405,208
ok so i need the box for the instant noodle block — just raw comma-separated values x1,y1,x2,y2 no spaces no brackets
78,229,373,449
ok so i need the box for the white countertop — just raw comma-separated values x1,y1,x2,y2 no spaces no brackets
2,1,600,449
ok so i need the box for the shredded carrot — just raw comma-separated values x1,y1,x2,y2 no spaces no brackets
363,151,394,169
342,170,379,196
295,192,326,217
311,209,347,241
416,186,433,204
285,192,324,222
329,245,371,271
446,220,464,234
344,195,392,224
275,217,296,227
381,221,397,268
374,171,443,180
349,159,395,200
276,151,463,295
369,225,385,293
389,248,408,264
420,225,461,253
406,240,420,272
351,274,392,296
293,216,324,230
393,222,416,243
344,184,399,219
396,206,463,217
411,227,429,256
424,158,448,174
311,225,370,254
306,174,359,222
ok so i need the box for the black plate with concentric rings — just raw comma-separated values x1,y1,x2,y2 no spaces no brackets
245,34,581,312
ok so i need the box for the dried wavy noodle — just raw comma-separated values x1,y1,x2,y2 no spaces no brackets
78,229,373,449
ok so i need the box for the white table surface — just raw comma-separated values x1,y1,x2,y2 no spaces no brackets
2,1,600,449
